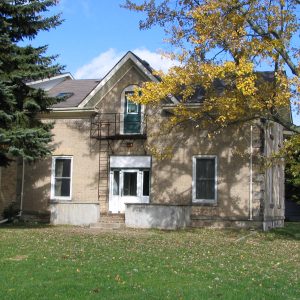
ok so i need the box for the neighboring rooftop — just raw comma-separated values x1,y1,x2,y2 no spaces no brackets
49,79,100,108
27,73,74,91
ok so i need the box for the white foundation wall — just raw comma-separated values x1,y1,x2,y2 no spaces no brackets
50,203,99,225
125,204,191,229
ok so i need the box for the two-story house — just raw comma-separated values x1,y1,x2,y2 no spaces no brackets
0,51,286,230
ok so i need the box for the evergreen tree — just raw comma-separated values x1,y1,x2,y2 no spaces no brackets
0,0,63,167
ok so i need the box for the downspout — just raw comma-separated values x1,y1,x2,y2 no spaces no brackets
19,158,25,217
249,125,253,221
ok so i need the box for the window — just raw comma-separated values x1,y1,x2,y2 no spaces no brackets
123,172,138,196
113,170,120,195
192,156,217,203
142,170,150,196
125,91,139,114
56,92,74,100
51,156,73,200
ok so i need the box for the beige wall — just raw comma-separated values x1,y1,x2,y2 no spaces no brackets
0,163,18,217
149,123,254,220
22,117,99,213
19,58,285,226
93,62,262,220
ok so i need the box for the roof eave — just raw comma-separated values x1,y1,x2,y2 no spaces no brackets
38,107,97,119
27,73,75,86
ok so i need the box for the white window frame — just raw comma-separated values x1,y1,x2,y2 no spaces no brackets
120,85,145,134
51,156,73,201
125,91,139,115
192,155,217,204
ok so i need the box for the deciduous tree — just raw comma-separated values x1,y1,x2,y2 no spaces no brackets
124,0,299,130
124,0,300,190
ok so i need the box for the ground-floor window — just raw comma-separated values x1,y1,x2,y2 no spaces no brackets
51,156,73,200
192,156,217,203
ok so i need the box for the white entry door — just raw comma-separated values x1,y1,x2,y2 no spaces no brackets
109,169,150,213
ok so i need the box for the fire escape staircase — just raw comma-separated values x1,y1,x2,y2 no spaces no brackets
89,113,147,228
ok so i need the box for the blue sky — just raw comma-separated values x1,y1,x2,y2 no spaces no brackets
30,0,299,125
30,0,176,78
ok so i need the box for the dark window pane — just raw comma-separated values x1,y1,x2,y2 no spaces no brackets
143,171,150,196
123,172,137,196
55,159,71,177
196,179,215,200
55,179,70,197
195,158,215,200
196,159,215,179
113,171,120,195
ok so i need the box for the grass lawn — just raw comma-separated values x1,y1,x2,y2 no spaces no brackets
0,223,299,300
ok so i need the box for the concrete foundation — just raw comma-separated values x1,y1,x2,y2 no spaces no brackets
50,203,99,225
263,218,285,231
125,204,191,230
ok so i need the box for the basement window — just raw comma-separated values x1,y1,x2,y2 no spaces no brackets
51,156,73,200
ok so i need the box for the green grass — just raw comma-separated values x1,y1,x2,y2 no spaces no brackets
0,223,299,300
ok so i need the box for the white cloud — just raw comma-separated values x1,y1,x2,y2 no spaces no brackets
74,48,179,79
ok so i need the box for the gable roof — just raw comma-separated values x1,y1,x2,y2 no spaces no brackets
78,51,158,108
43,51,178,111
78,51,179,108
49,79,100,108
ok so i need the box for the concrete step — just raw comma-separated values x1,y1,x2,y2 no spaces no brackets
100,214,125,223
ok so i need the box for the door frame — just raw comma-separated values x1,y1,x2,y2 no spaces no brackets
109,168,150,213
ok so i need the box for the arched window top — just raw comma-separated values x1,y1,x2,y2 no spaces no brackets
121,84,139,96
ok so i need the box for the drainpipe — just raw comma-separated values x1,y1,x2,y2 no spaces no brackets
249,125,253,221
19,158,25,217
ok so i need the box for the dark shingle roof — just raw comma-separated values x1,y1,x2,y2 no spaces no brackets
49,79,100,108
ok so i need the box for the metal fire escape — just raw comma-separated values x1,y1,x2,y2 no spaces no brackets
90,113,147,212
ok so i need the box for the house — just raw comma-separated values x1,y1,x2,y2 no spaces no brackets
0,51,286,230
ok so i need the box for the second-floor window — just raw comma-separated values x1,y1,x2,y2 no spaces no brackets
125,91,139,114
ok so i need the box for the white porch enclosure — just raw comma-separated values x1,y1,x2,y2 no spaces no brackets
109,156,151,213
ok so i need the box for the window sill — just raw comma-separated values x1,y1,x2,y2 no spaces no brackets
192,201,218,206
50,199,72,203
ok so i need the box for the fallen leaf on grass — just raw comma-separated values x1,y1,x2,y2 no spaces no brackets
92,288,100,293
8,255,28,261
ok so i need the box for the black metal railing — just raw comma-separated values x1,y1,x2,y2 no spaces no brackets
90,113,147,140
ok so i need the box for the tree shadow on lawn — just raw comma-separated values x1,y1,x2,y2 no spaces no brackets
268,222,300,241
0,222,53,230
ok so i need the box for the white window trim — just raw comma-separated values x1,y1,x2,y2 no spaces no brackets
120,85,144,135
125,91,139,115
51,156,73,201
192,155,218,204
